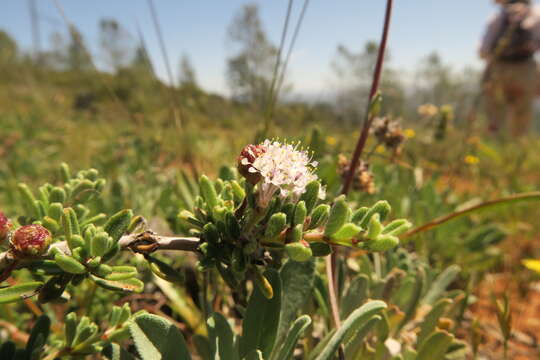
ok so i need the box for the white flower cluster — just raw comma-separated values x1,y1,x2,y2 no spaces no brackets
247,140,324,207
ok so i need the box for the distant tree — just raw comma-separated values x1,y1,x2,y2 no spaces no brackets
130,45,155,78
67,27,93,71
331,41,405,124
0,31,18,65
99,19,134,72
179,54,197,87
226,3,278,109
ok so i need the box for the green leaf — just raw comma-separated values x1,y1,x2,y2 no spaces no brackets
65,312,78,347
91,275,143,293
309,204,330,230
240,269,282,359
367,235,399,252
264,213,287,242
309,242,332,257
314,300,387,360
416,330,454,360
49,187,66,204
300,181,320,214
423,265,461,305
276,260,315,345
102,343,136,360
25,315,51,360
147,256,184,283
417,298,453,347
0,282,42,304
106,266,138,281
129,313,191,360
367,213,382,240
340,275,369,319
90,232,110,257
382,219,412,237
351,207,369,224
18,183,39,218
54,253,86,274
207,312,238,360
104,209,133,243
331,223,362,242
200,175,218,209
359,201,391,228
324,195,349,236
293,201,307,227
285,242,312,262
270,315,311,360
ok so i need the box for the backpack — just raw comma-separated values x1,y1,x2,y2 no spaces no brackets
492,5,535,61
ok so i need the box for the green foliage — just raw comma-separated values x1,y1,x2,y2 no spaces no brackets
129,313,191,360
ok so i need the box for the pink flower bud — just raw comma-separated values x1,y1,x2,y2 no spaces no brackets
237,144,266,185
10,224,52,258
0,212,12,243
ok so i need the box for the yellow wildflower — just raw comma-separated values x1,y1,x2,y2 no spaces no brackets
376,145,385,154
404,128,416,139
464,155,479,165
326,136,337,146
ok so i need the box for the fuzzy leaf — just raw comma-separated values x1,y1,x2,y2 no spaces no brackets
314,300,387,360
207,312,238,360
199,175,218,209
91,275,143,293
264,213,287,241
129,313,191,360
270,315,311,360
423,265,461,305
104,209,133,243
276,259,315,345
324,196,349,236
0,282,43,304
417,330,454,360
240,269,282,359
331,223,362,242
309,204,330,230
102,343,136,360
300,181,320,214
25,315,51,360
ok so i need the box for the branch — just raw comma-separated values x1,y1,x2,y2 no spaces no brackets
0,231,201,274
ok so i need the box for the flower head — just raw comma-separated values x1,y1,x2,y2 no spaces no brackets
0,212,12,243
241,140,323,208
10,224,52,258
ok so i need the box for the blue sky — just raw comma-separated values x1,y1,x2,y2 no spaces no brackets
0,1,509,96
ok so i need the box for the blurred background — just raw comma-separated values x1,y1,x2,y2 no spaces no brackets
1,2,540,357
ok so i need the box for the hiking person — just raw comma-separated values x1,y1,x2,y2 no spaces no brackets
479,0,540,136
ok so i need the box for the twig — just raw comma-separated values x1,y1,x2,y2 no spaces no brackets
402,191,540,239
0,231,201,274
342,0,394,195
330,2,394,358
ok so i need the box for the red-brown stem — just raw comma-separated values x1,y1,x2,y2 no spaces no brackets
327,1,394,357
342,0,394,195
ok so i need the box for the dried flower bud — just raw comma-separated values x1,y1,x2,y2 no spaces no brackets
0,212,12,243
372,116,405,152
237,144,266,185
337,155,376,194
10,224,52,258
